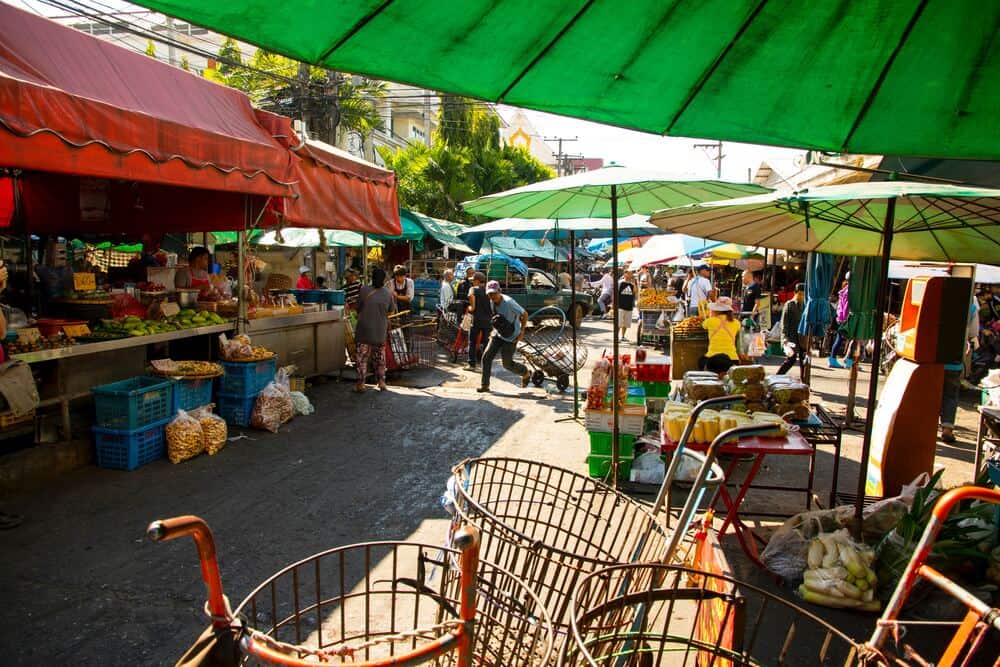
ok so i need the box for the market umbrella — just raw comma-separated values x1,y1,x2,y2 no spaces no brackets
693,243,763,261
132,0,1000,160
627,234,723,269
463,166,769,487
843,256,881,428
796,252,835,384
460,215,660,252
651,180,1000,530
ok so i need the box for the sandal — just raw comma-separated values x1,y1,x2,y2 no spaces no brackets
353,384,367,394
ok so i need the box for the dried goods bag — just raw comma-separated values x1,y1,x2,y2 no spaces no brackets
166,409,204,464
251,380,294,433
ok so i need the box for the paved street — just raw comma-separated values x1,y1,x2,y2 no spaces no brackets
0,319,982,664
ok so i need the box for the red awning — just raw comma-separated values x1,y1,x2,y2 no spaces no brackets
0,3,293,196
254,111,401,235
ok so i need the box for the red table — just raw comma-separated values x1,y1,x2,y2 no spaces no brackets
661,429,814,568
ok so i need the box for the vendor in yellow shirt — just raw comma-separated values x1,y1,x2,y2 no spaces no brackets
700,296,742,373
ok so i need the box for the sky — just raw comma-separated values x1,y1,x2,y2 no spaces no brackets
498,106,805,184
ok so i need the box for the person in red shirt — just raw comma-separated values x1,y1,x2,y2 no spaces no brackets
296,266,315,290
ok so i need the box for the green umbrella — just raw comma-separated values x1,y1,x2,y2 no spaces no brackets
462,165,769,488
131,0,1000,159
651,180,1000,533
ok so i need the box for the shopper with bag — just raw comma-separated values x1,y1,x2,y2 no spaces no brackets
477,281,530,393
354,267,396,393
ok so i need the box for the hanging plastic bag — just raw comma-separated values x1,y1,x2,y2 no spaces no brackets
166,409,205,464
748,331,767,357
460,312,473,332
655,311,669,329
251,373,295,433
630,451,665,485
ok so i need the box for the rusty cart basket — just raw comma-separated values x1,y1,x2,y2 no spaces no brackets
148,517,554,666
386,312,438,371
868,486,1000,666
435,305,469,363
561,563,865,666
520,306,588,391
447,414,780,638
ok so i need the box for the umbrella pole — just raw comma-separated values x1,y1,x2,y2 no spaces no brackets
570,230,580,419
611,185,621,489
854,198,896,537
362,233,368,282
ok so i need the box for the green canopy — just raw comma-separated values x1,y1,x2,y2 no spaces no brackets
650,181,1000,263
255,228,382,248
484,237,570,262
210,230,262,245
131,0,1000,159
401,209,474,253
371,211,424,242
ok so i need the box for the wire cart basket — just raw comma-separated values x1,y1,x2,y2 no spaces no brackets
386,312,438,371
435,305,469,363
447,413,779,639
148,516,554,666
520,306,588,391
561,563,865,666
868,486,1000,666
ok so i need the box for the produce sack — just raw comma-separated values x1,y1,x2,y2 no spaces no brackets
251,370,294,432
761,509,845,582
772,382,810,404
630,451,665,485
727,381,765,401
798,529,880,611
772,402,811,420
191,407,227,456
166,409,205,464
290,391,314,415
685,379,726,401
728,364,765,384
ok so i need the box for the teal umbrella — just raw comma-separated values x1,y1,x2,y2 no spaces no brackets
799,252,834,337
462,166,769,487
651,180,1000,533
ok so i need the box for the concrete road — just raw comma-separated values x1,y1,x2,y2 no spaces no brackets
0,317,982,664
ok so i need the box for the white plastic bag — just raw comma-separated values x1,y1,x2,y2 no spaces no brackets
748,332,767,357
290,391,314,415
655,311,669,329
460,312,472,332
251,372,294,432
630,451,665,485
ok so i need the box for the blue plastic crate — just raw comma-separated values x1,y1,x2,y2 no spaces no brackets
170,377,215,413
92,376,174,430
93,418,169,470
326,290,345,306
217,391,257,427
217,358,276,396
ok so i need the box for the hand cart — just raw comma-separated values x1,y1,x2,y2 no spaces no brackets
562,562,865,666
148,516,554,666
636,308,675,348
519,306,588,391
868,486,1000,667
385,311,437,372
435,305,468,363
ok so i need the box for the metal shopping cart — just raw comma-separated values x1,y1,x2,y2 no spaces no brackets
148,516,554,666
436,305,468,363
446,416,776,638
519,306,588,391
562,563,865,666
385,311,438,372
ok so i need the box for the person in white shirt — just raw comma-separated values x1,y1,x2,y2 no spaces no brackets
439,269,454,311
687,264,713,316
590,268,614,316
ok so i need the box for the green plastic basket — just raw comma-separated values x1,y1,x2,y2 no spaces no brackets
587,454,633,480
587,431,636,457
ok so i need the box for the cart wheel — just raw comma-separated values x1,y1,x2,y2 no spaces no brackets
531,370,545,387
556,374,570,392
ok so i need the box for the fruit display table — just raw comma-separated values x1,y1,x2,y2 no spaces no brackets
10,323,233,440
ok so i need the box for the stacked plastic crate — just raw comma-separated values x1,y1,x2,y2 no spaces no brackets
585,383,646,480
215,358,276,427
91,377,174,470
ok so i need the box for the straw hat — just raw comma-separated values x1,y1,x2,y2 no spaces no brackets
708,296,733,312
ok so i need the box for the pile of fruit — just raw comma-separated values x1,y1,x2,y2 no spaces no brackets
93,310,227,337
5,335,75,354
799,529,880,611
58,290,113,303
672,316,706,339
637,289,678,309
136,281,166,293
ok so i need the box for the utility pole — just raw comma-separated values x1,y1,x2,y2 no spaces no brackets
165,16,176,66
545,136,578,176
694,140,724,178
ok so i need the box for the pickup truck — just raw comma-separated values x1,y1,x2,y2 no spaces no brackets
452,261,593,328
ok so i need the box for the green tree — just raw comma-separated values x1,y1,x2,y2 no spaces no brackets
209,42,385,146
144,40,156,58
380,96,553,223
